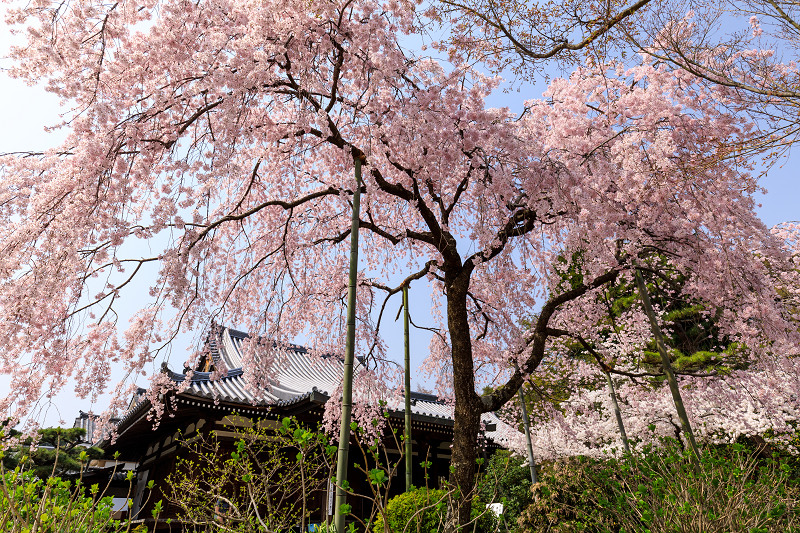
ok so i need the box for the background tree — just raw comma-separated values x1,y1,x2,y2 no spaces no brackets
498,252,800,459
1,0,799,527
560,256,751,375
635,0,800,157
429,0,654,76
2,427,103,479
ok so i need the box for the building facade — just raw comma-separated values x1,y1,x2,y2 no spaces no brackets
102,326,518,530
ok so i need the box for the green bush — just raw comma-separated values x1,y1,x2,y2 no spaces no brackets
518,441,800,533
475,450,533,531
372,486,500,533
470,496,501,533
518,456,621,533
373,488,448,533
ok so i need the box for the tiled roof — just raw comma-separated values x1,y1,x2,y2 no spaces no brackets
156,326,520,446
164,327,349,405
73,411,121,445
167,367,277,405
383,395,520,448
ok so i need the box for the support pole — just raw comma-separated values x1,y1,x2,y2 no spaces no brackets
403,284,413,492
333,158,362,533
604,371,630,454
634,267,700,464
517,388,538,484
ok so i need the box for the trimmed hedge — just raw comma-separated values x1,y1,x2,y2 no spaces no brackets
373,488,447,533
372,487,499,533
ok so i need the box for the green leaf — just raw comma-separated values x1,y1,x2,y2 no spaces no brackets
152,499,163,518
368,468,388,486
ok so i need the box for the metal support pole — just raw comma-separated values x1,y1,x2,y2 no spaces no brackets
634,267,700,464
604,371,630,453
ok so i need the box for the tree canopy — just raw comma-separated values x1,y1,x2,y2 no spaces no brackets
1,427,103,479
1,0,799,526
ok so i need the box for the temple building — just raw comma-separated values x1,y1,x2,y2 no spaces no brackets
99,325,519,530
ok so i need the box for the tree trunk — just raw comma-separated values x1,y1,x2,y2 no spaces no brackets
445,267,481,530
449,393,480,529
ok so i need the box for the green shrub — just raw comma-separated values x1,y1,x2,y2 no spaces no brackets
373,488,447,533
470,496,501,533
475,450,533,531
373,487,500,533
518,441,800,533
518,456,621,533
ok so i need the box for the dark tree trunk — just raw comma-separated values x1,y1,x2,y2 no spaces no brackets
445,266,481,530
450,393,480,527
440,266,621,531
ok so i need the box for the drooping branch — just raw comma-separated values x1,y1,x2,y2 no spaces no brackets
441,0,653,60
480,267,622,412
187,186,341,251
362,261,438,358
468,207,539,265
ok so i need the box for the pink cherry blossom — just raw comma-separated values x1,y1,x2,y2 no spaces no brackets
1,0,798,521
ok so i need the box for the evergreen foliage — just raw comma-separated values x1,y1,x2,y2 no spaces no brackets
475,450,533,531
571,261,744,375
1,426,103,479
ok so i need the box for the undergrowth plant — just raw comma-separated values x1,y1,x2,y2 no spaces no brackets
168,414,504,533
0,440,149,533
520,440,800,533
167,416,334,533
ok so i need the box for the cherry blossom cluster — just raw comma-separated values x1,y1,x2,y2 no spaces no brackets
514,352,800,462
0,0,796,454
